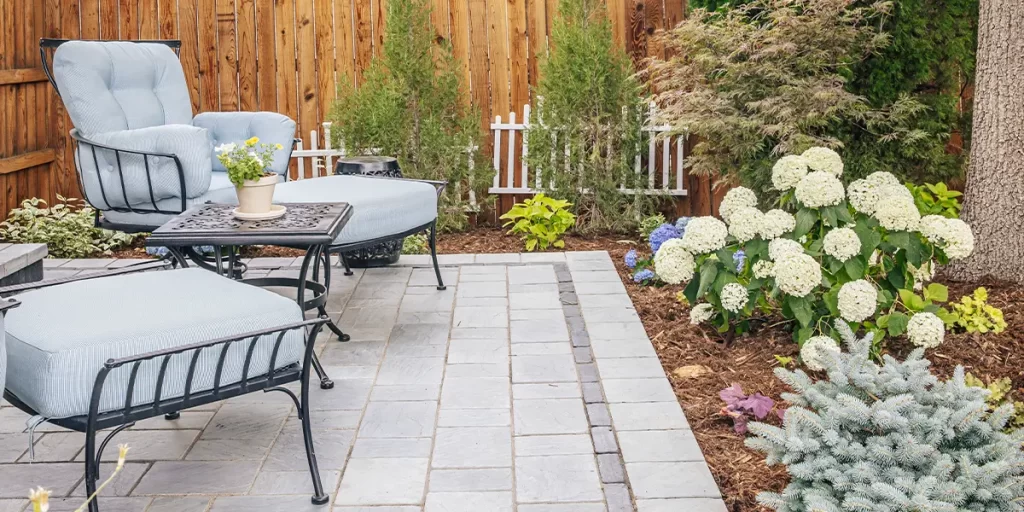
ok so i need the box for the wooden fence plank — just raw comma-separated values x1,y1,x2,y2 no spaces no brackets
333,0,355,89
526,0,546,92
81,0,100,39
0,149,55,175
430,0,449,41
54,0,80,202
159,0,178,39
295,0,317,175
448,0,472,98
373,0,387,55
141,0,160,39
120,0,140,40
607,0,626,47
216,0,239,111
179,0,202,114
353,0,372,83
198,0,219,111
0,69,47,86
255,0,278,110
274,0,299,178
486,0,510,123
508,0,528,118
644,0,664,60
314,0,335,124
236,0,257,110
100,0,118,39
466,0,490,131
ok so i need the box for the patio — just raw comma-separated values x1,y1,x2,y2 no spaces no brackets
0,251,723,512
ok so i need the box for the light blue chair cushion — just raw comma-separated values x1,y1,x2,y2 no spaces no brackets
194,112,296,176
53,41,193,135
104,175,439,246
3,269,306,419
0,314,6,399
78,126,213,210
271,176,438,245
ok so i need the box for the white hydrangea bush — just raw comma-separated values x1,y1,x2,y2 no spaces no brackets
747,322,1024,512
658,147,973,364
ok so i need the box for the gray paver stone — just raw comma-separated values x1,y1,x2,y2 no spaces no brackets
598,453,626,483
336,458,429,506
591,426,618,454
604,483,634,512
515,455,603,503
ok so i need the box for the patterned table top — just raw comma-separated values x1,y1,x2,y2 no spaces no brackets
147,203,353,247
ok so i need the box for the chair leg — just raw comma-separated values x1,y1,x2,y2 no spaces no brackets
300,354,329,505
84,426,100,512
429,221,446,290
164,412,180,420
340,253,354,276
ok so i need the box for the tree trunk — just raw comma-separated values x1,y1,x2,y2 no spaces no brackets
950,0,1024,283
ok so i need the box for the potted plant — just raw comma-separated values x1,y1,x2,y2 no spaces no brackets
216,137,283,216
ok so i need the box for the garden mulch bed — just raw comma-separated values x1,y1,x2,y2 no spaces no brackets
105,228,1024,511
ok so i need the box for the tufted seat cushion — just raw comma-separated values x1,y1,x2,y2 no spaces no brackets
3,269,306,419
194,112,296,176
0,315,6,399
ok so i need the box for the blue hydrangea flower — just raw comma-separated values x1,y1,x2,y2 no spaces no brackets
649,223,682,254
146,245,216,257
633,269,655,283
675,216,691,231
624,249,638,269
733,249,746,273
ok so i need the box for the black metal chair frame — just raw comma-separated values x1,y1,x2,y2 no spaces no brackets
0,261,332,510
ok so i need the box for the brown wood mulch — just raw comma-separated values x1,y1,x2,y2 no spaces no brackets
105,228,1023,511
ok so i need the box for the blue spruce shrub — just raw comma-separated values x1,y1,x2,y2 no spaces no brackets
747,321,1024,511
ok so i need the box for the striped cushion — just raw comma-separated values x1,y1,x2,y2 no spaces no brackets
0,315,6,400
194,112,297,176
3,269,306,419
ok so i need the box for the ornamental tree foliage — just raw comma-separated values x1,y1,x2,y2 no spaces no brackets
327,0,487,231
648,0,950,194
526,0,662,233
747,321,1024,511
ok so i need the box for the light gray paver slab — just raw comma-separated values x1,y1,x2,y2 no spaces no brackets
627,461,721,499
433,427,512,468
512,382,582,400
511,354,579,383
437,408,510,427
209,495,327,511
602,378,678,403
474,253,521,264
513,399,589,435
515,455,604,503
351,438,433,458
595,357,666,379
452,306,508,328
359,401,438,438
70,463,149,497
424,491,514,512
249,470,342,495
619,430,705,462
447,338,509,364
517,505,607,512
134,461,261,494
148,497,212,512
0,463,85,498
440,377,510,409
49,497,151,512
429,468,513,492
609,402,690,431
637,498,728,512
336,458,429,505
514,434,594,457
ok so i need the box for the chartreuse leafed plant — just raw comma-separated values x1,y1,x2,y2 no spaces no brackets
746,321,1024,511
906,182,963,218
0,197,140,258
655,149,976,357
526,0,662,233
328,0,487,232
649,0,953,195
500,194,575,252
952,287,1007,334
966,373,1024,431
30,445,130,512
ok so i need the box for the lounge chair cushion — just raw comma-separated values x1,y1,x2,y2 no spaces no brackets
103,175,439,246
0,315,5,399
194,112,296,176
3,269,306,419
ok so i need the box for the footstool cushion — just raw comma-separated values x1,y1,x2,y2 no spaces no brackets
271,175,438,246
3,268,306,419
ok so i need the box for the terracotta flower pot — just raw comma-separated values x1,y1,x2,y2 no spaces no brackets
235,174,278,213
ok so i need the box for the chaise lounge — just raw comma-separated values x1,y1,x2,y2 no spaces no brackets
42,38,447,290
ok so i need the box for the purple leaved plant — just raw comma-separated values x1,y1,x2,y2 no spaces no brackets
719,384,775,435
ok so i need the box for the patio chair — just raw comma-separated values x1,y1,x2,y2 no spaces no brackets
0,262,332,510
41,39,447,290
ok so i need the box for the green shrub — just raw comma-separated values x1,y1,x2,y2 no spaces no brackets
402,234,429,255
526,0,663,233
747,321,1024,511
0,197,140,258
906,181,962,218
327,0,487,232
660,150,974,354
638,214,667,240
951,287,1007,334
649,0,954,195
500,194,575,251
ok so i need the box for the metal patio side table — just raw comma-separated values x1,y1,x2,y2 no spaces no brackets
147,202,354,390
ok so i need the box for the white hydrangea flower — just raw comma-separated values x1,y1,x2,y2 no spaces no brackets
768,238,804,261
771,155,809,191
794,171,845,208
918,215,948,244
909,260,936,291
837,280,877,322
874,196,921,231
680,217,729,254
866,171,901,189
822,227,861,262
720,283,749,313
728,207,764,243
760,209,796,240
690,303,715,325
878,183,913,202
653,239,696,285
907,312,945,349
941,218,975,260
773,253,822,297
800,147,844,177
718,187,758,224
847,179,880,214
800,335,841,372
752,260,775,279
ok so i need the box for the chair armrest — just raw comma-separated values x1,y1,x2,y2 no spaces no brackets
194,112,297,176
0,297,20,314
0,260,172,297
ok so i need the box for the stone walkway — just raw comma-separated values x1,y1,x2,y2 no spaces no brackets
0,252,725,512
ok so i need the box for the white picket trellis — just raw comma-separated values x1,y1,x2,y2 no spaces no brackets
487,103,688,197
290,122,342,180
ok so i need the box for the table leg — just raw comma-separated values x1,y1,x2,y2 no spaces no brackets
298,245,338,389
316,247,351,342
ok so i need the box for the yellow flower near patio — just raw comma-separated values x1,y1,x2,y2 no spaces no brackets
275,143,283,150
245,136,260,146
29,487,50,512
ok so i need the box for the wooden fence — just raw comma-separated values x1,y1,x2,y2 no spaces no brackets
0,0,715,219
